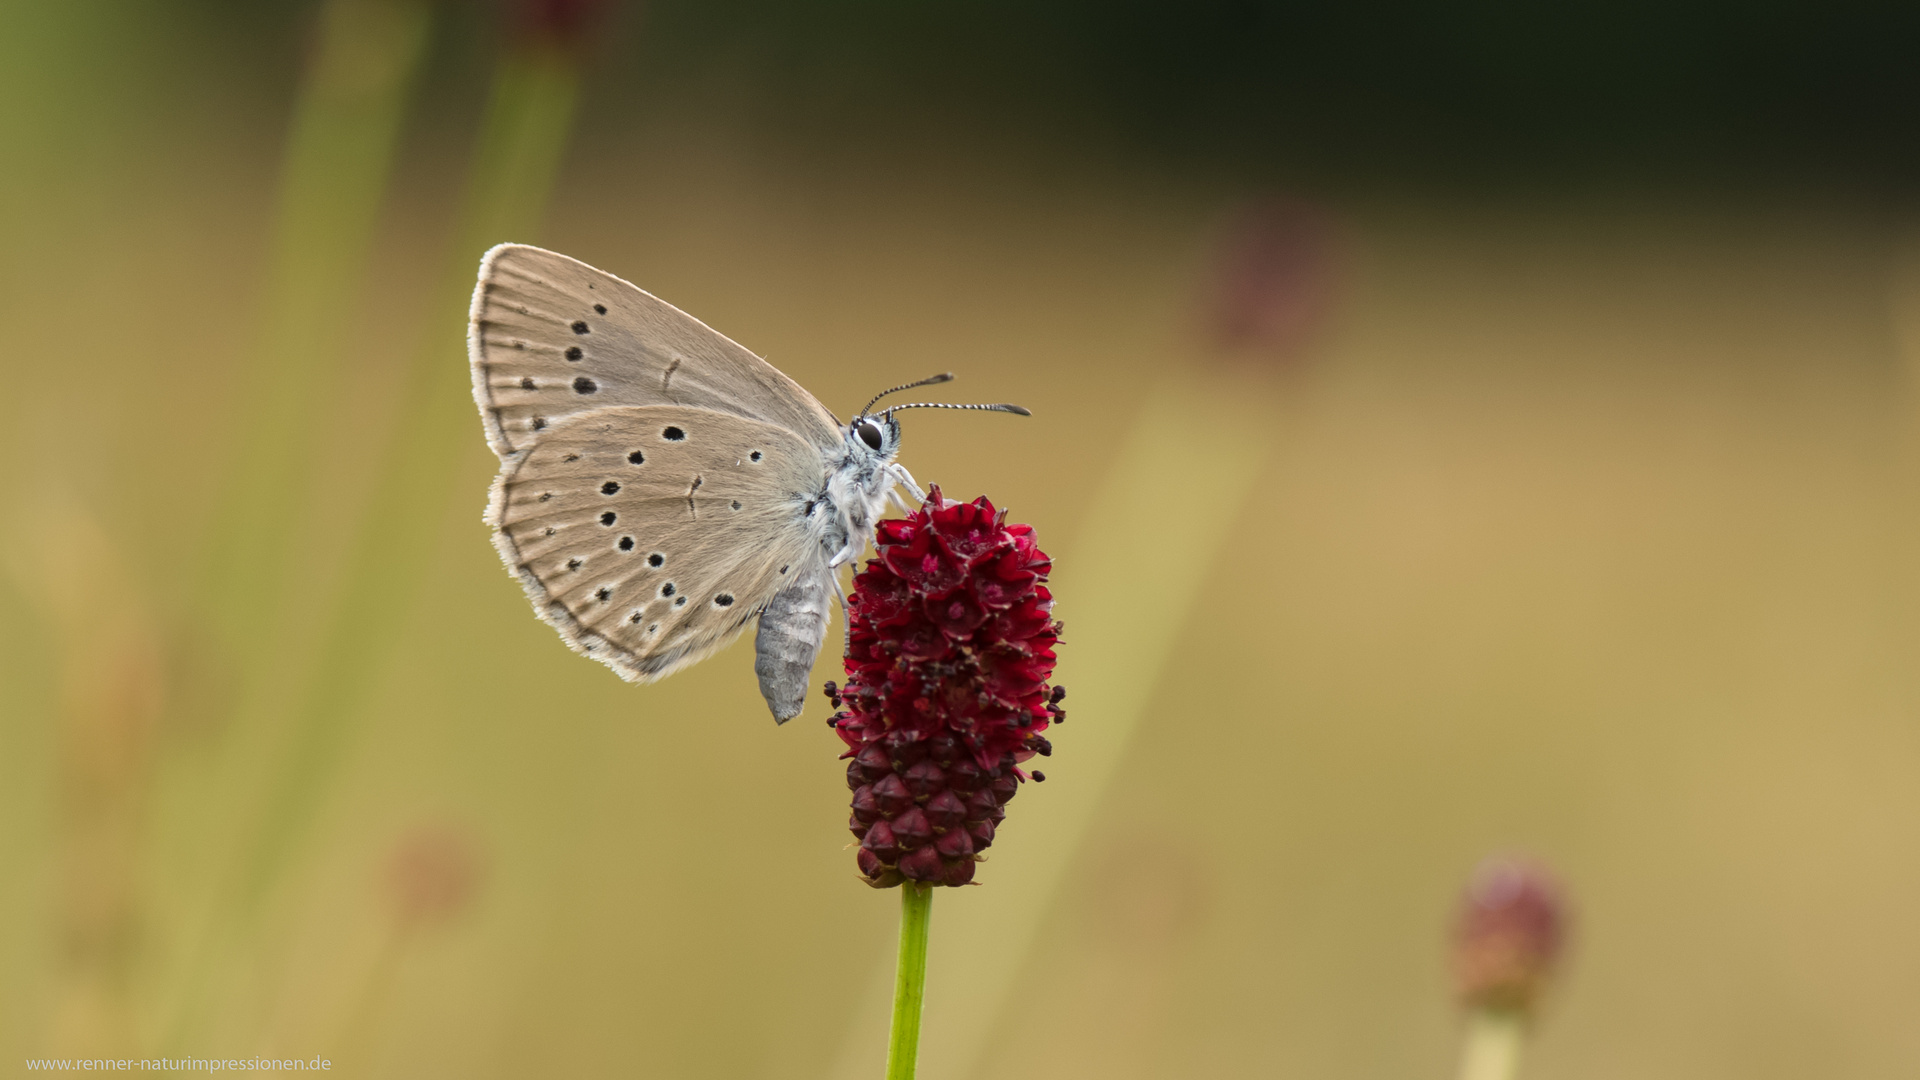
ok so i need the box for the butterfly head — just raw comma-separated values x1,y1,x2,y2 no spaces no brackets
847,412,903,462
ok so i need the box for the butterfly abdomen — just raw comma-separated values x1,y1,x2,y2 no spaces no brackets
754,563,834,723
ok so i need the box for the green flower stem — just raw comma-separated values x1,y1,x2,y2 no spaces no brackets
1456,1009,1525,1080
886,883,935,1080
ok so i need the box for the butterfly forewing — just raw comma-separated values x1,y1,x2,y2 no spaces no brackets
469,244,844,458
488,405,829,683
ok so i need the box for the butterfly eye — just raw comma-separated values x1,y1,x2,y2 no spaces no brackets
856,420,884,451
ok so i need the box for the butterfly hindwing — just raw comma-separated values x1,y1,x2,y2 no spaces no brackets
488,404,830,683
469,244,844,459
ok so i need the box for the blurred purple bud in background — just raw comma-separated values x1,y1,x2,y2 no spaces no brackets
1199,196,1344,366
1452,856,1568,1017
384,823,487,929
502,0,620,55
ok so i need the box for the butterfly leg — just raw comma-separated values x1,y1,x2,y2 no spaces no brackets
889,463,928,505
827,540,862,570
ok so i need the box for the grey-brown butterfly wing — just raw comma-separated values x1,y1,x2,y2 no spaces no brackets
469,243,844,459
487,404,829,688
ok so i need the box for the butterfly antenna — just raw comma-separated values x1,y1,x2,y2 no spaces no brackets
860,372,955,417
884,402,1032,417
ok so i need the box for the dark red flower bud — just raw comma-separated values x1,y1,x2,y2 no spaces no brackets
892,808,933,851
856,848,903,888
945,760,985,794
834,489,1060,887
1452,857,1569,1016
934,826,975,860
854,744,891,779
903,761,945,799
860,821,899,864
898,846,944,883
989,773,1019,805
883,729,924,764
924,791,967,831
850,786,881,824
965,788,1004,824
871,774,912,817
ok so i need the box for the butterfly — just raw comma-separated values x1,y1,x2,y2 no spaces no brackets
468,244,1028,723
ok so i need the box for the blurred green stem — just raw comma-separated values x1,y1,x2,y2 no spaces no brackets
887,884,934,1080
168,42,585,1053
1456,1009,1525,1080
199,0,434,658
237,45,581,913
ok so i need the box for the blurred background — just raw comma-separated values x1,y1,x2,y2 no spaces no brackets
5,0,1920,1076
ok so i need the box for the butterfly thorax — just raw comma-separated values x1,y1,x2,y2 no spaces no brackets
819,414,908,569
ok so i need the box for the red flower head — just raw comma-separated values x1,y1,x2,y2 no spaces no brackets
830,488,1063,888
1452,856,1569,1015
